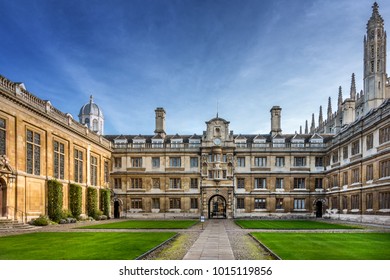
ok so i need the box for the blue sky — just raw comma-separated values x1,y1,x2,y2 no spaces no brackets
0,0,389,136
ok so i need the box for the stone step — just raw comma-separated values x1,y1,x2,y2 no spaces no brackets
0,219,37,231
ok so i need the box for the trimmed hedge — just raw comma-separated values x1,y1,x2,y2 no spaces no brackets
47,180,63,222
86,187,98,219
69,183,82,218
100,188,111,218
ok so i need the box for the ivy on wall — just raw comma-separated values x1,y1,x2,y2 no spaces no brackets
47,179,63,222
86,186,98,218
100,188,111,218
69,183,82,218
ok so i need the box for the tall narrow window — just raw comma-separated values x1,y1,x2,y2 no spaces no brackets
379,192,390,209
366,134,374,150
379,125,390,144
104,161,109,183
275,157,285,167
351,195,360,210
351,140,360,155
90,155,98,186
0,118,6,155
276,178,284,189
380,160,390,178
53,141,65,180
26,129,41,175
254,157,267,167
366,165,373,181
366,193,373,210
74,149,83,183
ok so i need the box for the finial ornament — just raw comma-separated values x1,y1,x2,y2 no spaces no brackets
90,95,93,103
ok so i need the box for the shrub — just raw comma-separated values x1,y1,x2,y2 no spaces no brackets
100,188,111,218
86,187,98,219
31,215,50,226
47,180,63,222
69,184,82,219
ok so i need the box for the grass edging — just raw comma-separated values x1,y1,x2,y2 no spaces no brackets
248,233,281,260
136,233,179,260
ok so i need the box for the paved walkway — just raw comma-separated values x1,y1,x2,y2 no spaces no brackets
183,219,235,260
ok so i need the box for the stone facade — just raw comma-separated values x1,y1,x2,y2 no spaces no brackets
0,76,112,222
0,2,389,225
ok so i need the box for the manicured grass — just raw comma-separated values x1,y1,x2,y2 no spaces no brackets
251,232,390,260
235,219,361,229
0,232,176,260
79,219,198,229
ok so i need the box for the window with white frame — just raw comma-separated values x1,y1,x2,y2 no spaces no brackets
169,157,181,167
190,157,198,168
276,178,284,189
237,157,245,167
294,198,305,209
275,157,285,167
169,178,181,189
254,198,266,209
254,157,267,167
254,178,266,189
294,178,306,189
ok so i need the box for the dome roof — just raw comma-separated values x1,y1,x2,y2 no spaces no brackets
78,95,104,118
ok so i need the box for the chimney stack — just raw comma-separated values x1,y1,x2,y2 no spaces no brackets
154,107,166,136
270,106,282,136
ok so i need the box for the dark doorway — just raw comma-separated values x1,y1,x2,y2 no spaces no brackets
208,195,226,219
316,201,323,218
114,201,120,218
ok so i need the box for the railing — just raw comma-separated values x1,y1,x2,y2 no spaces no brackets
113,142,329,150
6,206,25,223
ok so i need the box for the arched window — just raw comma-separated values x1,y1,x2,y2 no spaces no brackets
93,119,98,132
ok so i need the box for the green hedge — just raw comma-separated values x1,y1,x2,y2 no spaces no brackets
100,189,111,218
69,184,82,218
47,179,63,222
86,187,98,219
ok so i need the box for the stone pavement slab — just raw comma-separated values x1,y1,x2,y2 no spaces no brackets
183,219,235,260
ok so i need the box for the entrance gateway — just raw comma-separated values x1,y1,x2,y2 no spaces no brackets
208,195,226,219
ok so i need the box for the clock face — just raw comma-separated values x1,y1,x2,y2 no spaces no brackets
213,138,221,146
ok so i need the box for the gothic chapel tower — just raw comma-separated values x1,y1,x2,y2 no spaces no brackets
363,2,388,114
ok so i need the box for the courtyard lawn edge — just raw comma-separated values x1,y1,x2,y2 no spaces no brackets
235,219,362,230
78,219,198,229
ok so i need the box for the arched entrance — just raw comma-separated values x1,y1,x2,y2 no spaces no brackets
316,201,323,218
114,200,120,219
208,195,226,219
0,178,7,217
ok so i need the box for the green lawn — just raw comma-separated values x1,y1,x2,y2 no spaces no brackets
251,232,390,260
236,219,361,229
0,232,176,260
79,219,198,229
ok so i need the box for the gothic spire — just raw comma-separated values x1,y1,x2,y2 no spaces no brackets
310,113,315,133
319,106,323,125
305,120,308,134
338,86,343,110
369,2,383,25
299,125,302,134
327,97,332,119
350,73,356,100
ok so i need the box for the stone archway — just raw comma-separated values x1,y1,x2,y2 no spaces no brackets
314,198,326,218
208,195,226,219
0,178,7,217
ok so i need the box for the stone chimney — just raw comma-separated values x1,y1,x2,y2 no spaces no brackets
270,106,282,136
154,107,166,136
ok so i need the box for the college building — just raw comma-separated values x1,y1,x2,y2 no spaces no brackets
0,2,389,224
